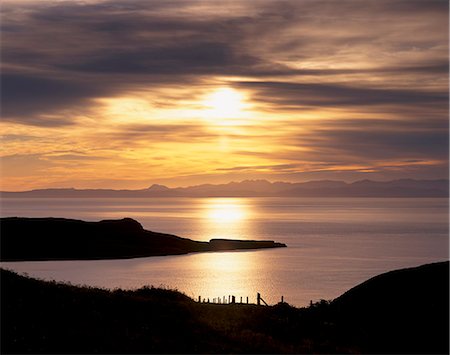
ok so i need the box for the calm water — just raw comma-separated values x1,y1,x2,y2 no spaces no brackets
1,197,448,306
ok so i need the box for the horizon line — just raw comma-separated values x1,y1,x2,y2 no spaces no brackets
1,177,449,194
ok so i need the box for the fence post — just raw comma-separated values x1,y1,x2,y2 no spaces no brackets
257,292,261,306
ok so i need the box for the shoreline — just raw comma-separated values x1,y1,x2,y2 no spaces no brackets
0,217,286,262
0,243,287,263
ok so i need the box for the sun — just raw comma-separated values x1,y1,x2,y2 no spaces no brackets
201,87,248,124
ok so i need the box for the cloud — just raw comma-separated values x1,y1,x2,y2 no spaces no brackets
2,0,447,123
236,116,449,170
0,134,39,142
0,0,448,188
45,154,106,161
0,153,55,177
215,163,298,172
62,43,238,74
1,73,108,126
99,123,218,145
235,81,448,110
3,0,447,68
290,116,447,157
302,129,449,161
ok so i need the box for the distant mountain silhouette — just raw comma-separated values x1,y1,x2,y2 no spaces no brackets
0,217,286,261
1,179,448,198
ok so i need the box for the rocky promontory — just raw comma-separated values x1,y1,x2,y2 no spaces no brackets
0,217,286,261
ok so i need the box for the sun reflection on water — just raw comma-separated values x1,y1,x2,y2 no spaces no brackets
206,199,247,223
203,251,249,272
184,251,269,303
196,198,263,298
200,198,252,240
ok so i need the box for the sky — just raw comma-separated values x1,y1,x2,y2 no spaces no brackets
1,0,448,190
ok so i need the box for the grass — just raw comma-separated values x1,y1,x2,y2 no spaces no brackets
1,261,449,354
1,269,352,353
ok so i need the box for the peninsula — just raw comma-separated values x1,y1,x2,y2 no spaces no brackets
0,217,286,261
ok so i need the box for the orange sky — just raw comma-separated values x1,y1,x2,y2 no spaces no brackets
1,0,448,191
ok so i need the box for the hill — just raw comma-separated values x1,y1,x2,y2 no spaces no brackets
1,179,448,198
0,217,286,261
331,261,449,353
1,261,448,353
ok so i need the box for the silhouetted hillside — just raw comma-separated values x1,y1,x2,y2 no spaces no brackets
1,179,448,197
331,261,449,354
0,217,286,261
1,261,448,353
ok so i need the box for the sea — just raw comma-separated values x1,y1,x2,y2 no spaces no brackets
0,197,448,307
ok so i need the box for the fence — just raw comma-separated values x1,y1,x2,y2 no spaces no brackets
197,293,284,306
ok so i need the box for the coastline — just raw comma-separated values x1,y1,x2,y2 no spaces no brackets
0,217,286,262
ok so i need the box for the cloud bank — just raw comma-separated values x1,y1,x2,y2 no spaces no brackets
1,0,448,189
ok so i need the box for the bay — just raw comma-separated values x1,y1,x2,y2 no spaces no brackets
1,197,448,306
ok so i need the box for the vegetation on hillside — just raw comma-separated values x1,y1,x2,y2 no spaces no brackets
2,261,448,354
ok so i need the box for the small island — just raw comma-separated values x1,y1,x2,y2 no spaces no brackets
0,217,286,261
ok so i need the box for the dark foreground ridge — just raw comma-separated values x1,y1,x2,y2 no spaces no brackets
0,217,286,261
1,261,448,354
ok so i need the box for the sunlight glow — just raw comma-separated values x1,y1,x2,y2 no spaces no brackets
206,199,247,223
201,88,249,124
208,204,244,223
97,97,154,122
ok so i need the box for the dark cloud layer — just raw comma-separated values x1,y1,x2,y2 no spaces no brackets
235,81,448,109
0,0,448,186
298,129,449,161
2,0,447,123
61,42,247,74
1,74,106,125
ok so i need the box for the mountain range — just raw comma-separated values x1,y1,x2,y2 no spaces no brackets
1,179,448,198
